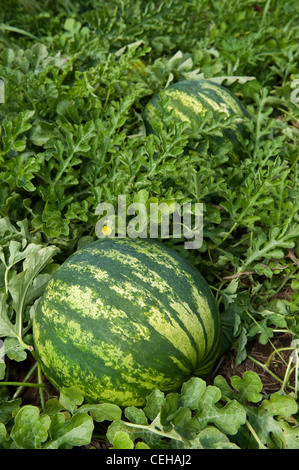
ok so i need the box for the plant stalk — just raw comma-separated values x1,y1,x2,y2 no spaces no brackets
12,362,38,399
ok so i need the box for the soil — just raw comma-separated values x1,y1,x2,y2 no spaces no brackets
209,332,296,395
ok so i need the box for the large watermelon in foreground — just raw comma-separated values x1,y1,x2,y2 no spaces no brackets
143,79,249,161
33,238,223,407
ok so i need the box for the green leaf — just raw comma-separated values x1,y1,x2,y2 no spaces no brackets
133,189,149,205
3,337,27,362
0,399,21,425
135,441,150,449
45,412,94,449
41,208,70,237
246,393,299,449
143,389,165,421
196,426,240,449
81,403,122,422
0,423,12,449
0,364,5,381
6,241,43,268
8,245,59,317
0,292,18,339
171,407,201,440
124,406,148,425
111,431,134,449
24,273,52,307
10,406,51,449
180,377,206,409
248,319,275,344
261,393,298,417
230,371,263,403
0,110,35,158
59,387,84,414
106,420,130,446
195,385,247,435
213,375,236,401
42,398,64,418
160,393,180,430
4,155,41,192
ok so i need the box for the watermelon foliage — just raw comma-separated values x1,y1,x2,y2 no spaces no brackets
33,238,225,407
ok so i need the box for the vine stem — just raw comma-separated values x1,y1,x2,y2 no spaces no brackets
266,347,295,368
120,418,191,446
281,356,294,393
273,329,297,335
13,362,38,399
0,381,45,388
246,420,267,449
247,355,295,392
38,363,45,410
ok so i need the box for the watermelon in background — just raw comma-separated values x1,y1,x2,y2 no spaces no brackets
33,238,224,407
143,79,249,162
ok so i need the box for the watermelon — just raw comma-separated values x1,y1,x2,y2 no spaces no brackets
143,79,249,161
33,238,223,407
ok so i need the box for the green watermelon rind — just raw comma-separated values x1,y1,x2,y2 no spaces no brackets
33,238,223,407
143,79,249,160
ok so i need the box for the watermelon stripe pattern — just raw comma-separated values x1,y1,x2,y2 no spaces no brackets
33,238,222,407
143,79,249,161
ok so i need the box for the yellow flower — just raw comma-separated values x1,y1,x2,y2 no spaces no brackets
102,225,113,236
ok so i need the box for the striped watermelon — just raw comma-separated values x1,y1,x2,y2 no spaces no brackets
33,238,223,407
143,79,249,161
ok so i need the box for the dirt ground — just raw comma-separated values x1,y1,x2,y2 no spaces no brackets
211,332,295,395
